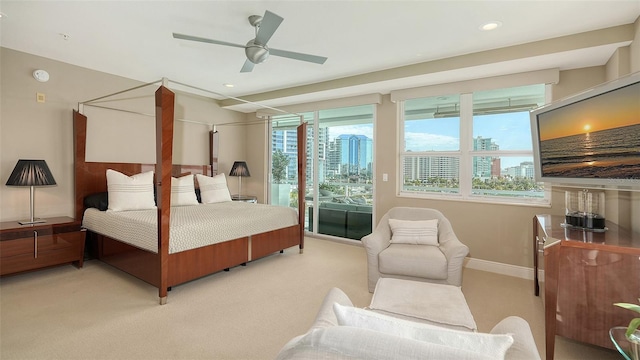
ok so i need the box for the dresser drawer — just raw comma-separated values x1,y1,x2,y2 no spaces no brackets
0,220,85,276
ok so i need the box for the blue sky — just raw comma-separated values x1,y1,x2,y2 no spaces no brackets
325,111,534,169
404,112,533,151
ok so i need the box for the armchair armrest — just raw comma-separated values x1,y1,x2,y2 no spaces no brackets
362,218,392,292
438,231,469,287
310,287,354,330
490,316,541,360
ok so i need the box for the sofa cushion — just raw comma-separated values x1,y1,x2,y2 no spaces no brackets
389,218,438,245
333,303,513,359
379,244,447,279
275,326,497,360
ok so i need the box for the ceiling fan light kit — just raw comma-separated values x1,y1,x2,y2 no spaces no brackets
173,10,327,73
245,40,270,64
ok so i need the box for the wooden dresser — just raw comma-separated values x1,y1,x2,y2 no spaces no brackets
0,216,85,276
533,214,640,360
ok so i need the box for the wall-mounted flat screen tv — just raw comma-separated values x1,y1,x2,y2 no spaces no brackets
530,72,640,189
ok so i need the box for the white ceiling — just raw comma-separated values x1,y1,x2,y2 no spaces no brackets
1,1,639,113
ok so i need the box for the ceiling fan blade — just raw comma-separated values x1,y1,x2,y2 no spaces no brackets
270,48,328,64
240,59,255,73
173,33,246,49
254,10,283,45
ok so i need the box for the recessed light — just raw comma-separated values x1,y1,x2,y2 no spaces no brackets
0,12,6,18
223,83,234,88
479,21,502,31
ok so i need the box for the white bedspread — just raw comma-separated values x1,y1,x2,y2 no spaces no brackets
82,202,298,254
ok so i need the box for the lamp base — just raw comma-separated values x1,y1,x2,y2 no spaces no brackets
18,219,46,225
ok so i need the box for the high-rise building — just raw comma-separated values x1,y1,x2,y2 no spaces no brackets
503,161,535,179
272,127,330,183
404,154,459,181
328,134,373,178
473,136,499,178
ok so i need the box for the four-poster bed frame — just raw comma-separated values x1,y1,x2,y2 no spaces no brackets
74,84,307,304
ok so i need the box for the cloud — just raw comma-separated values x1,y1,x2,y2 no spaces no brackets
405,132,459,151
328,124,373,139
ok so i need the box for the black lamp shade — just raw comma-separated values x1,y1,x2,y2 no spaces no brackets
6,160,57,187
229,161,251,177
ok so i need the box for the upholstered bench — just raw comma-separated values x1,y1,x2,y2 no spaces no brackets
368,277,477,332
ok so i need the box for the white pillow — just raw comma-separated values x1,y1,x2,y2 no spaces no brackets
195,173,231,204
333,303,514,360
171,174,198,206
389,218,439,245
106,169,156,211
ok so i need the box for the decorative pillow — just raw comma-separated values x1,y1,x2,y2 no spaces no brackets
333,303,514,360
171,174,199,206
106,169,156,211
84,192,109,211
388,218,439,245
195,173,231,204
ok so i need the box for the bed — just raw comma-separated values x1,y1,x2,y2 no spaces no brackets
74,84,307,304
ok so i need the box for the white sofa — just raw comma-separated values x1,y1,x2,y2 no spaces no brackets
276,287,541,360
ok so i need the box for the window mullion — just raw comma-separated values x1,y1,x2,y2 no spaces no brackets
397,100,405,195
459,93,473,198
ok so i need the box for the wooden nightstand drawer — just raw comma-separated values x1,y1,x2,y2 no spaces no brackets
0,217,86,276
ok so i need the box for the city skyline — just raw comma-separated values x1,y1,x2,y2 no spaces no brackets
273,109,536,180
404,111,533,153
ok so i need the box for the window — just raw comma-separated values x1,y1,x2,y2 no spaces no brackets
270,105,375,240
400,84,548,204
403,95,461,194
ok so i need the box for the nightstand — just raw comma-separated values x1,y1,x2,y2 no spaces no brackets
231,195,257,203
0,216,86,276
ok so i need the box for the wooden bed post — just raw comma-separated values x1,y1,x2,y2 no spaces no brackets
155,85,175,305
73,110,88,221
296,122,307,253
209,130,219,176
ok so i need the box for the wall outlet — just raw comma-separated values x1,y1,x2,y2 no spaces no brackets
36,93,45,103
383,173,388,181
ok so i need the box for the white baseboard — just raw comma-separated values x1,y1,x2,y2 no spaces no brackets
464,257,545,282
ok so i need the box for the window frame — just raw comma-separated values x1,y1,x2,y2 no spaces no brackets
398,90,551,207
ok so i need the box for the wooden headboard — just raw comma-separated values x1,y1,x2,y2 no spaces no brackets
72,110,217,221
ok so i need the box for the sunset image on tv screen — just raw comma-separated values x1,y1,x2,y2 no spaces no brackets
536,81,640,180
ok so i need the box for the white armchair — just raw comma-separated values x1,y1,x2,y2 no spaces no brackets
362,207,469,292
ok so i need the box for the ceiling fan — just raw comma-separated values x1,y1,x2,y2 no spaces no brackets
173,10,328,73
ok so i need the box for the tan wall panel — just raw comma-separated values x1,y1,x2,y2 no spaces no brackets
0,48,245,222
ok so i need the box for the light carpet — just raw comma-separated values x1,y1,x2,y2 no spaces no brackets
0,237,621,359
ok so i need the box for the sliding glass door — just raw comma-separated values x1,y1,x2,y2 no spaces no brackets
270,105,375,241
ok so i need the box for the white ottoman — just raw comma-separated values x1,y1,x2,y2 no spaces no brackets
368,278,477,332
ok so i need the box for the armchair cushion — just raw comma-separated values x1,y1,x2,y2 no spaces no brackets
379,244,447,279
389,218,439,245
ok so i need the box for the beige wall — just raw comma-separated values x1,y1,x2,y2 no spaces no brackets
0,48,246,222
632,17,640,74
374,65,638,268
245,57,638,270
2,25,637,269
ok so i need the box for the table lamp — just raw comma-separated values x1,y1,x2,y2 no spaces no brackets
229,161,250,198
5,159,57,225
